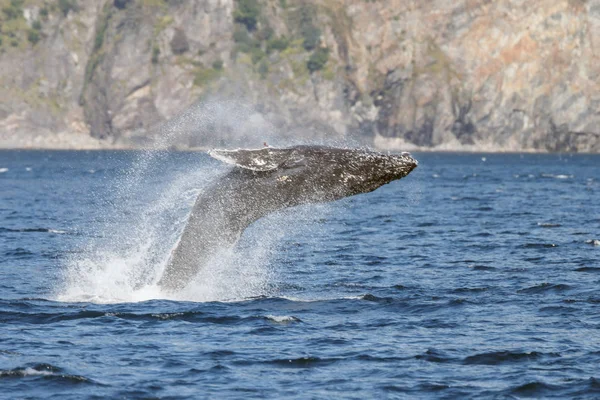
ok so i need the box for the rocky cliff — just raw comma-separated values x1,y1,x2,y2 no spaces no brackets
0,0,598,152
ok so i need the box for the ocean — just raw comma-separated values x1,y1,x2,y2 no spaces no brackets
0,150,599,398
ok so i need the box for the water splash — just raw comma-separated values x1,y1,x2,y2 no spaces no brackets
57,100,335,304
58,166,213,303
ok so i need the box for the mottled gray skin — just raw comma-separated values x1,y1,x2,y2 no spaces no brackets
158,146,418,291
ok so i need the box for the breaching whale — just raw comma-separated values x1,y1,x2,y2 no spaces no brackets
158,145,418,291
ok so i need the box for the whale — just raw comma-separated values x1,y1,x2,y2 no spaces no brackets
158,145,418,291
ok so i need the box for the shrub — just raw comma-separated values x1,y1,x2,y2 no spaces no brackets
27,29,40,45
2,4,22,20
32,20,42,30
39,7,49,18
170,28,189,54
58,0,78,17
266,36,288,53
297,5,320,50
212,59,223,70
255,25,273,41
302,28,320,50
113,0,132,10
94,26,105,50
307,47,329,72
233,26,252,45
233,25,262,56
258,59,268,79
250,46,265,64
193,67,220,87
151,45,160,64
233,0,260,31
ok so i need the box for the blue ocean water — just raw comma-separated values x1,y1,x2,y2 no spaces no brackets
0,150,599,399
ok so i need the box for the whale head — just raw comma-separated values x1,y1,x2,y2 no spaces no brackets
209,145,417,204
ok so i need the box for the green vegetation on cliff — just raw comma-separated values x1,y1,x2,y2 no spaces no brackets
307,47,329,72
233,0,260,31
295,4,320,51
57,0,77,16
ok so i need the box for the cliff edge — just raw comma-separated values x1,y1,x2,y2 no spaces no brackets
0,0,598,151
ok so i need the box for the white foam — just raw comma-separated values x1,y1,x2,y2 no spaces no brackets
0,168,8,173
57,160,207,302
22,368,54,377
265,315,300,323
278,294,364,302
541,173,573,179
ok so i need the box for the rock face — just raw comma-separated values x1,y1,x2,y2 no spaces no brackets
0,0,598,152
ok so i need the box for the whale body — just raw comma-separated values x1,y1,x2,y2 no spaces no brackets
158,145,418,291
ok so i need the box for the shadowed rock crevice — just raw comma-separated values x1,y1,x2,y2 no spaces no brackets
80,3,115,139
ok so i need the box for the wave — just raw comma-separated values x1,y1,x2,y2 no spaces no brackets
452,287,488,293
360,293,394,303
0,227,67,234
233,356,340,368
575,266,600,272
508,381,560,396
463,350,560,365
4,247,34,258
0,308,305,326
236,353,418,368
485,377,600,398
517,283,572,294
264,315,301,323
521,243,559,248
414,349,455,363
537,222,562,228
0,364,95,385
540,173,573,180
468,264,497,271
0,309,242,325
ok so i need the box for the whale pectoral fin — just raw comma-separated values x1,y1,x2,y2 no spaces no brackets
208,148,297,172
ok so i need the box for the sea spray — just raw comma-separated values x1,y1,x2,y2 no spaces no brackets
58,160,215,303
58,161,332,303
57,100,331,303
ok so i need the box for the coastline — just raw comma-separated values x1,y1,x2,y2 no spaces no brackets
1,139,599,155
1,129,598,154
2,144,599,155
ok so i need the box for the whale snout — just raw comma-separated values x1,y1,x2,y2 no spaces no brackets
391,152,418,175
